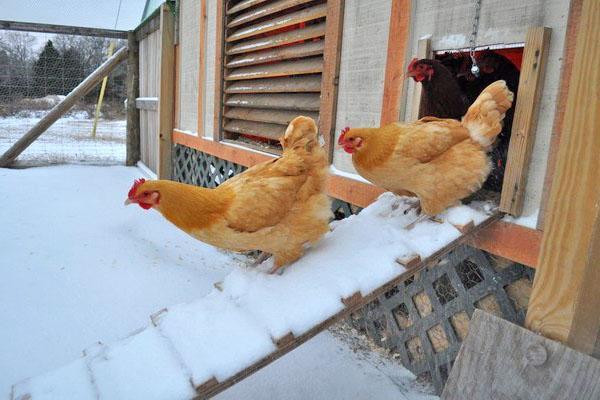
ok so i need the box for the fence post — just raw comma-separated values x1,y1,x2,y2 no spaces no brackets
157,4,175,179
126,31,141,166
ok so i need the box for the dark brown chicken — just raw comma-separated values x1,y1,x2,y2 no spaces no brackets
407,58,469,120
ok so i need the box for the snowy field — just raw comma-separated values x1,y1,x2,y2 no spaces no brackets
0,165,437,400
0,111,125,165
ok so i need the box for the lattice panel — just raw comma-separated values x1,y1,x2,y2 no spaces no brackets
173,144,246,188
349,245,533,394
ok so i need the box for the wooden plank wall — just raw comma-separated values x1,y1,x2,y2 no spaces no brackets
138,28,161,173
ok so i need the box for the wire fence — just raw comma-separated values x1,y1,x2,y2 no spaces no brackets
0,30,127,166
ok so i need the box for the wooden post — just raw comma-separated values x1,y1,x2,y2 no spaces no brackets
157,4,176,179
408,38,431,121
197,0,207,136
525,0,600,355
0,46,128,168
380,0,412,125
499,27,552,216
318,0,345,161
212,1,226,141
126,31,141,166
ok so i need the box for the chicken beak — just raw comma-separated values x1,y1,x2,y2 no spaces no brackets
124,198,132,206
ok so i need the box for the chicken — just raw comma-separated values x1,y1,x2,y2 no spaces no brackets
338,80,513,218
125,116,331,273
407,57,469,120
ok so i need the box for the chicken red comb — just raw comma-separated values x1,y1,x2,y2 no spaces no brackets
128,178,146,199
407,57,419,72
338,126,350,145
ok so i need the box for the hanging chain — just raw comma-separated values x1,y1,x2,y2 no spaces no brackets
469,0,482,77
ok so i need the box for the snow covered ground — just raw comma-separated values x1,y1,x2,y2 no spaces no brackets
0,165,437,400
0,112,125,165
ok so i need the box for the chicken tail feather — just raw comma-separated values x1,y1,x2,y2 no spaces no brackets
461,80,514,150
280,116,320,152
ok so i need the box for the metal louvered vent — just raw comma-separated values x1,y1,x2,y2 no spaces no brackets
221,0,327,152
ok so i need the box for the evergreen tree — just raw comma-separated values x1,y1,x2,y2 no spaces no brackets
32,40,62,96
61,48,85,94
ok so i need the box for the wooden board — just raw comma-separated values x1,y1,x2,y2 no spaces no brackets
225,57,323,80
537,0,583,230
228,0,316,28
225,75,322,93
380,0,412,125
126,31,141,167
224,119,285,140
227,0,270,15
499,27,552,216
225,93,320,111
442,310,600,399
224,108,318,125
226,3,327,42
525,0,600,354
197,0,207,137
226,22,326,55
226,40,324,68
409,38,432,122
213,1,226,141
318,0,345,161
0,19,127,39
192,214,501,399
157,4,176,179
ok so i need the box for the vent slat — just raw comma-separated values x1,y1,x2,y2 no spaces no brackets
226,40,324,68
226,57,323,80
227,0,269,16
228,0,316,28
227,4,326,42
225,93,321,111
226,75,322,93
224,119,286,140
225,107,319,125
226,22,326,55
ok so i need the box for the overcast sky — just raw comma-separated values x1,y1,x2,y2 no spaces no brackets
2,0,148,30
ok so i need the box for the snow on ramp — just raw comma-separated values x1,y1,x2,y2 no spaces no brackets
12,193,494,400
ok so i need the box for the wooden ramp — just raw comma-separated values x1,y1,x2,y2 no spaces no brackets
12,199,501,400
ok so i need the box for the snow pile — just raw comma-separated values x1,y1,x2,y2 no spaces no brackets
11,185,492,399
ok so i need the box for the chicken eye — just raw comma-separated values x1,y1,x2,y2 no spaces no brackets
143,191,149,196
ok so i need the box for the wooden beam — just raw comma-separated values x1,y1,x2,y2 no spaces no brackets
380,0,411,125
318,0,345,161
499,27,552,215
0,19,128,39
327,174,384,208
537,0,583,230
442,310,600,400
213,1,226,141
408,38,432,121
157,5,176,179
126,32,141,166
468,221,541,268
0,46,128,167
525,0,600,353
197,0,207,137
135,13,161,41
135,98,158,111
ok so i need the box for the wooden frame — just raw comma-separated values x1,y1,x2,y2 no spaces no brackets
213,1,226,141
157,4,176,179
499,27,552,216
197,0,207,137
318,0,345,160
408,38,432,121
525,0,600,352
537,0,583,230
0,19,128,39
380,0,412,125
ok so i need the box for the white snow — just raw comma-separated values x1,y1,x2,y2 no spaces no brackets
503,208,540,229
1,165,438,400
329,164,372,184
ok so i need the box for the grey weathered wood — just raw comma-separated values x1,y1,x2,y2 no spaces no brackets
0,46,128,167
227,0,269,15
224,108,318,125
0,19,128,39
228,0,315,28
157,4,175,179
126,32,141,166
226,3,327,42
225,57,323,81
226,40,324,69
225,75,322,94
135,98,158,110
442,310,600,400
225,93,320,111
135,13,161,41
224,119,285,140
226,22,325,55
